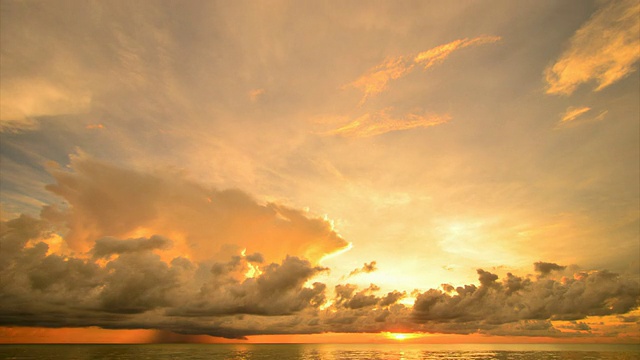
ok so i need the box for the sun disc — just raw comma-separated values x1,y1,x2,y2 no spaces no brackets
383,332,421,341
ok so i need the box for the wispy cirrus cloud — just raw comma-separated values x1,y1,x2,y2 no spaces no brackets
344,57,414,105
414,36,501,69
545,0,640,95
344,35,501,104
561,106,592,123
557,106,607,128
322,108,451,138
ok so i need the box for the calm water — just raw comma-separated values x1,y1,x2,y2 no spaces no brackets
0,344,639,360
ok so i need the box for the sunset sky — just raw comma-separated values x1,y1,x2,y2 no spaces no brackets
1,0,639,344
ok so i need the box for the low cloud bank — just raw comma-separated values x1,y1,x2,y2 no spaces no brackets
0,158,638,339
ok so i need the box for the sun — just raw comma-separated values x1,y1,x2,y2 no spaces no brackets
392,333,408,341
383,332,422,341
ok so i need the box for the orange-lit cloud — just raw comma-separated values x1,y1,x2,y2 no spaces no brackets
2,209,637,343
344,36,500,105
324,108,451,138
560,106,591,123
86,123,105,130
545,0,640,95
556,106,608,128
0,1,638,344
43,154,347,263
414,35,501,69
345,36,501,104
345,56,413,104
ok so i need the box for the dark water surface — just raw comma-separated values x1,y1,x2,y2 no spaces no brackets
1,344,639,360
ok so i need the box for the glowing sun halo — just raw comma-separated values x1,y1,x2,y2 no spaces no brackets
384,332,422,341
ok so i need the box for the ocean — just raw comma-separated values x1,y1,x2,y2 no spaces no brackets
0,343,639,360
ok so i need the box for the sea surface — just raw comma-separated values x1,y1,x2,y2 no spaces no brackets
0,343,639,360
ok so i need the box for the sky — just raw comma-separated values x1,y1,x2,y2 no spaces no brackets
0,0,639,344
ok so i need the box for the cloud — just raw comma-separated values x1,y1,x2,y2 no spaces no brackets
414,36,501,70
545,0,640,95
0,161,638,339
171,255,328,317
344,35,501,104
323,108,451,138
557,321,591,331
1,216,638,339
86,124,105,130
348,261,378,277
534,261,567,276
43,154,348,263
92,235,172,259
344,57,414,105
0,79,91,132
556,106,608,128
332,35,496,138
412,266,639,327
248,89,265,102
560,106,591,123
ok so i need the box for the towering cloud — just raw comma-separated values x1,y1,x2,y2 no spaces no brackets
43,155,349,264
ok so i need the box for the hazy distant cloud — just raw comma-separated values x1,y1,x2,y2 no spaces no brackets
248,88,265,102
348,261,378,277
345,35,501,104
0,79,91,132
324,108,451,138
545,0,640,95
86,124,105,130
